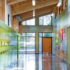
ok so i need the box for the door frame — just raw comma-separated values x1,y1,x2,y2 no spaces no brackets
42,37,52,54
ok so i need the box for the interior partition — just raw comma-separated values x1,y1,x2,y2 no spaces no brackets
0,20,22,70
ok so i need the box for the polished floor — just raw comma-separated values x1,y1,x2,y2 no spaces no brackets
4,53,70,70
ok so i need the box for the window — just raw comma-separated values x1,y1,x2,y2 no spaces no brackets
22,18,35,25
39,33,52,37
22,33,35,36
8,14,10,26
22,33,35,53
27,33,35,36
43,33,52,37
39,14,51,25
22,33,26,36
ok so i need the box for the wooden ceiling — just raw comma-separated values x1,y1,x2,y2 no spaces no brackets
7,0,59,21
7,0,25,5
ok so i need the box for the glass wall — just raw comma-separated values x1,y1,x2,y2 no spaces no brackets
0,20,23,70
0,23,18,70
39,14,51,25
19,33,35,54
39,33,52,53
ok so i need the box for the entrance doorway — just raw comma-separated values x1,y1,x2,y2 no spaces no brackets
42,37,52,53
39,33,52,53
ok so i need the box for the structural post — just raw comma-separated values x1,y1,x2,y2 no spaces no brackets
17,35,19,59
35,18,39,54
35,32,39,54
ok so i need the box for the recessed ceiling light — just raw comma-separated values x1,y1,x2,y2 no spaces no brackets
32,0,35,6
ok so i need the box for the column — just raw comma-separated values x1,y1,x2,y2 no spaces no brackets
35,18,39,54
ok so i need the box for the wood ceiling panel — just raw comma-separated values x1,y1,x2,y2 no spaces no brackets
7,0,25,5
20,4,56,20
11,0,32,7
11,0,59,15
22,12,52,21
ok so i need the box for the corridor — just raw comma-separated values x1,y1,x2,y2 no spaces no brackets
0,0,70,70
5,54,69,70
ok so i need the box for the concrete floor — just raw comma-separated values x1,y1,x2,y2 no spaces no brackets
4,53,69,70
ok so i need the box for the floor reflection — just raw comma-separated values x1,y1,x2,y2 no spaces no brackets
3,54,70,70
0,50,17,70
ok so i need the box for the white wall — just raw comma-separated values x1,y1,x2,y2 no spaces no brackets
5,0,11,27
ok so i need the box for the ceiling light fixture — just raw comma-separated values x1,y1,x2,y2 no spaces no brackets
33,10,35,17
57,2,61,7
32,0,35,6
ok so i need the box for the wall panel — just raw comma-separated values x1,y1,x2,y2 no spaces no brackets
19,24,23,35
0,0,5,22
11,16,19,33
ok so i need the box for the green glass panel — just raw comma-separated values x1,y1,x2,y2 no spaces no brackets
67,27,70,65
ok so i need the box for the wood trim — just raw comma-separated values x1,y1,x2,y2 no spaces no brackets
0,0,5,22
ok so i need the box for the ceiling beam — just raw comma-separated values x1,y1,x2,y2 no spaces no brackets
22,11,52,21
20,11,33,19
7,0,25,5
20,4,56,19
12,0,59,15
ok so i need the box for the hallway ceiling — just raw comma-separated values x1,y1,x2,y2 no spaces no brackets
7,0,59,21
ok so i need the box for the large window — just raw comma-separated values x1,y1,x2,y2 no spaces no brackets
39,14,51,25
19,33,35,54
22,18,35,25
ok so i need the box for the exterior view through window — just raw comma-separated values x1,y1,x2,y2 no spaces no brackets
39,14,51,25
19,33,35,54
22,18,35,25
